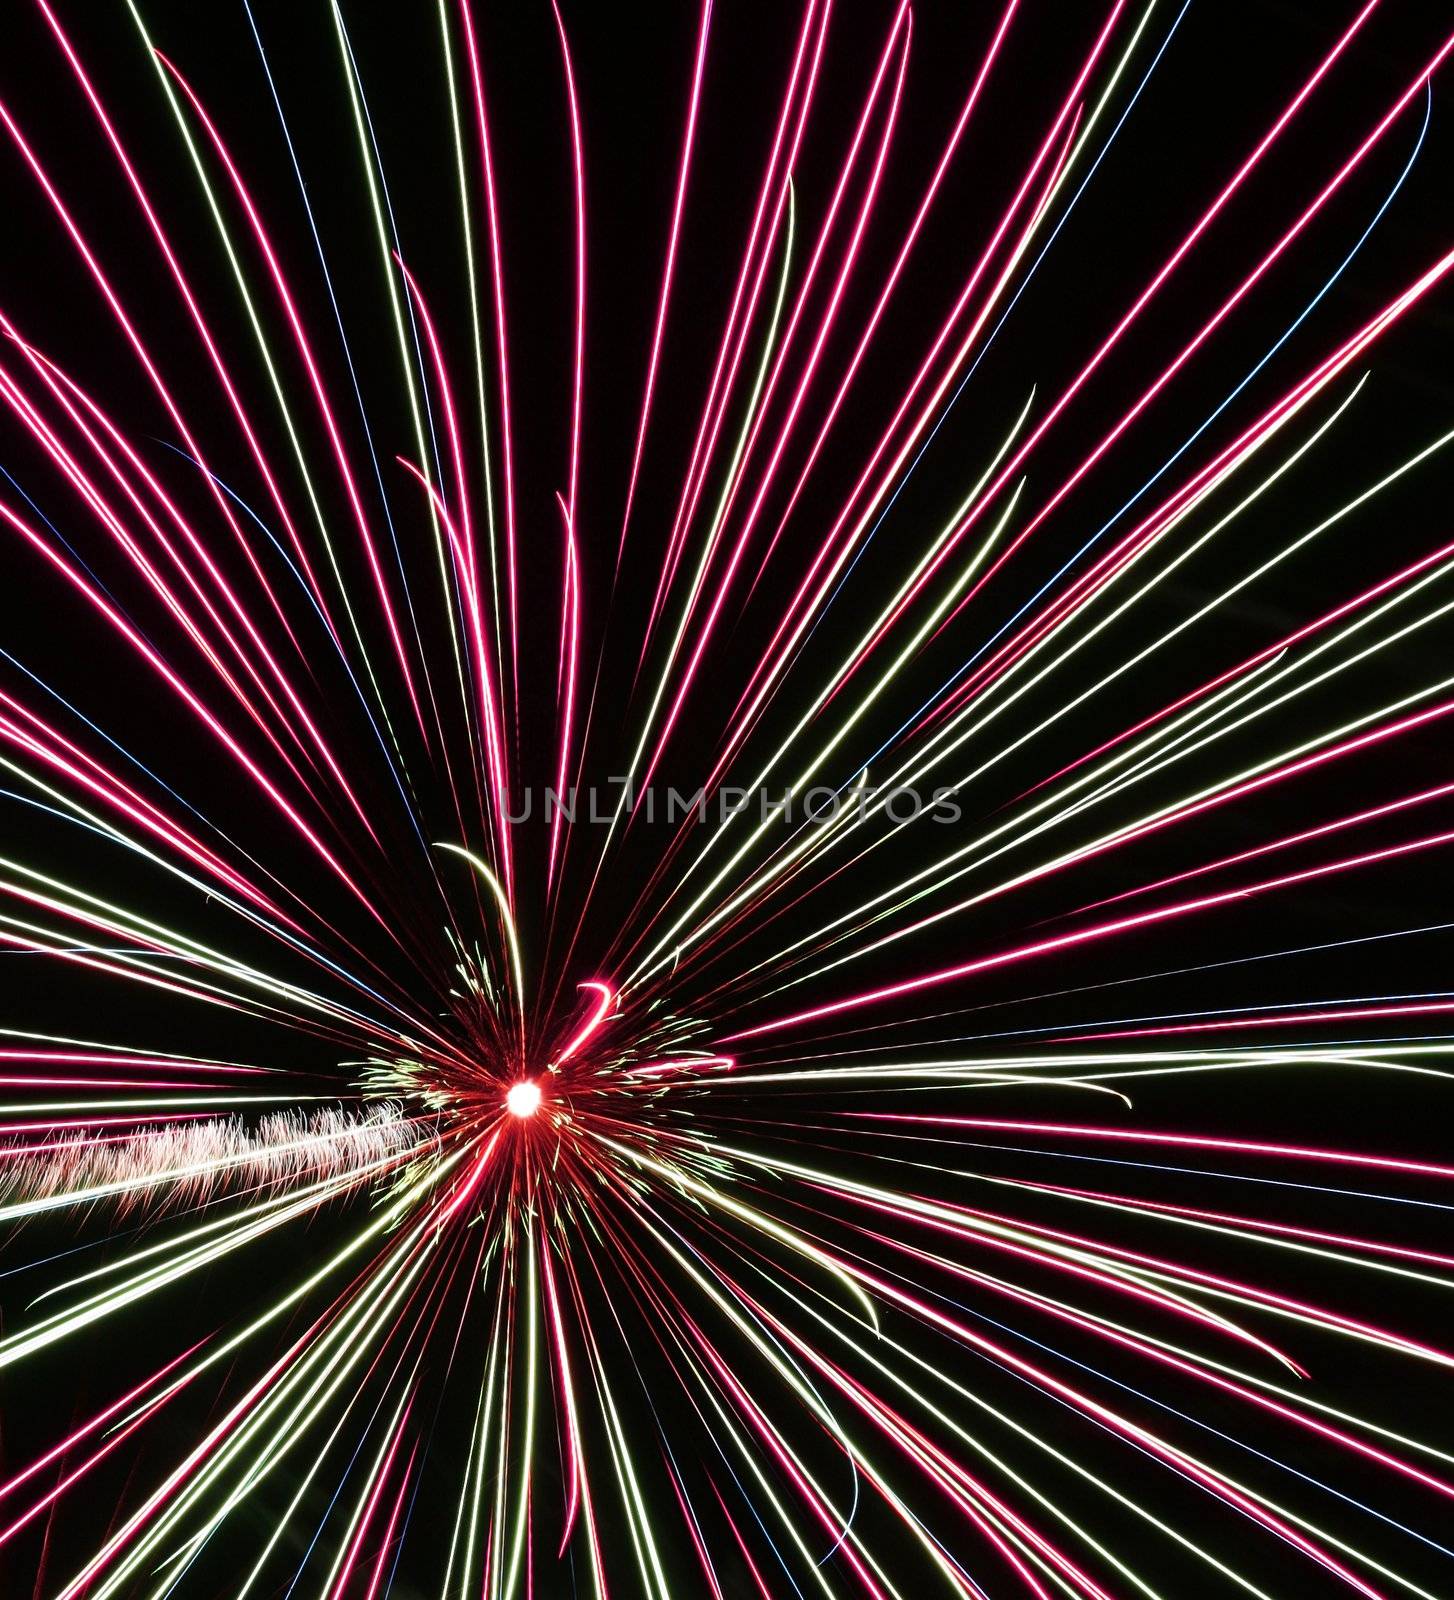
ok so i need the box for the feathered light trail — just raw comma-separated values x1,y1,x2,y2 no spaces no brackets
1,1,1454,1597
0,1105,419,1215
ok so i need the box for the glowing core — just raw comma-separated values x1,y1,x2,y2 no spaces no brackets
505,1080,542,1119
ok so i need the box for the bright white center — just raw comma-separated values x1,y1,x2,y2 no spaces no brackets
505,1080,542,1119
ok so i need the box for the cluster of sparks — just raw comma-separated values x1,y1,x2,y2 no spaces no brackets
1,1,1454,1596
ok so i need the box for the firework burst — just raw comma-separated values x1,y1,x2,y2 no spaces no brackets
2,2,1454,1596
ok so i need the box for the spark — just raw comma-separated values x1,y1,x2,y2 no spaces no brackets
504,1080,542,1120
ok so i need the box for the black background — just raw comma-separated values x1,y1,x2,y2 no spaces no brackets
2,3,1454,1595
